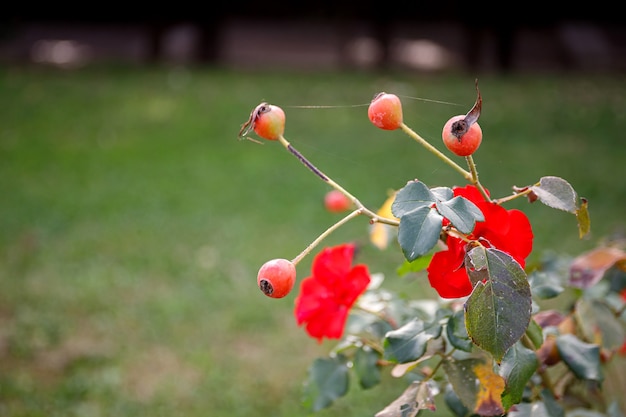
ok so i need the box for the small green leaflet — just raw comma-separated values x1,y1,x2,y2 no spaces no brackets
302,355,350,411
530,176,578,213
383,318,442,364
392,180,484,262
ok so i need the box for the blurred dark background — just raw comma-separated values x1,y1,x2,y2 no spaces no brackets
2,2,625,73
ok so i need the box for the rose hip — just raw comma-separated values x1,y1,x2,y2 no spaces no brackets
324,190,351,213
368,92,403,130
239,102,286,141
442,115,483,157
257,258,296,298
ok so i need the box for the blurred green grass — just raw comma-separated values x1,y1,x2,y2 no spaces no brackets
1,66,625,416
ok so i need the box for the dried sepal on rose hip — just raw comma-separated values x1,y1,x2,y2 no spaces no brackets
442,80,483,157
368,92,403,130
257,258,296,298
239,102,286,141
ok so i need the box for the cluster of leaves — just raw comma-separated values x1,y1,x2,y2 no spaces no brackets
302,235,626,416
299,177,624,416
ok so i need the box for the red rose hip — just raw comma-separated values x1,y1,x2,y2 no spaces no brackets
239,102,285,141
442,114,483,156
368,92,403,130
324,190,351,213
254,104,285,141
257,258,296,298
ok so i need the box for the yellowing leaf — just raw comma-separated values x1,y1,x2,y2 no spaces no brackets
576,197,591,239
370,190,399,250
473,362,505,416
390,361,418,378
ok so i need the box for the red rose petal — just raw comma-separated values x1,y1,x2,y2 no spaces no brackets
294,244,371,342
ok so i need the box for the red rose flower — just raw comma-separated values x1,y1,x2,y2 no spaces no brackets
294,243,371,343
426,185,533,299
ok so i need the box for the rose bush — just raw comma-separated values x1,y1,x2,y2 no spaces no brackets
240,83,626,417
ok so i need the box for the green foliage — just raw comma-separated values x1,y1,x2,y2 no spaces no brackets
556,334,603,382
392,180,483,261
446,310,473,352
464,247,532,363
383,319,442,364
302,248,626,416
303,355,351,411
499,343,538,409
353,346,382,389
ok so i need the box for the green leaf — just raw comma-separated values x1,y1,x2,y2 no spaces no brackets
556,334,603,382
436,195,484,234
353,346,381,389
576,298,625,350
391,181,437,218
430,186,454,201
446,310,473,352
392,181,483,262
443,385,470,417
529,271,564,299
530,176,578,213
397,206,443,262
302,355,350,411
499,342,539,411
396,254,433,277
525,319,544,350
383,319,442,363
464,247,532,363
540,388,565,417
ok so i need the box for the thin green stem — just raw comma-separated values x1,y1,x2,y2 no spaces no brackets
492,187,536,205
521,333,558,398
465,155,491,202
399,122,471,181
353,304,398,329
446,227,476,244
425,354,447,379
278,134,356,200
275,133,402,265
291,208,363,266
277,134,399,226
